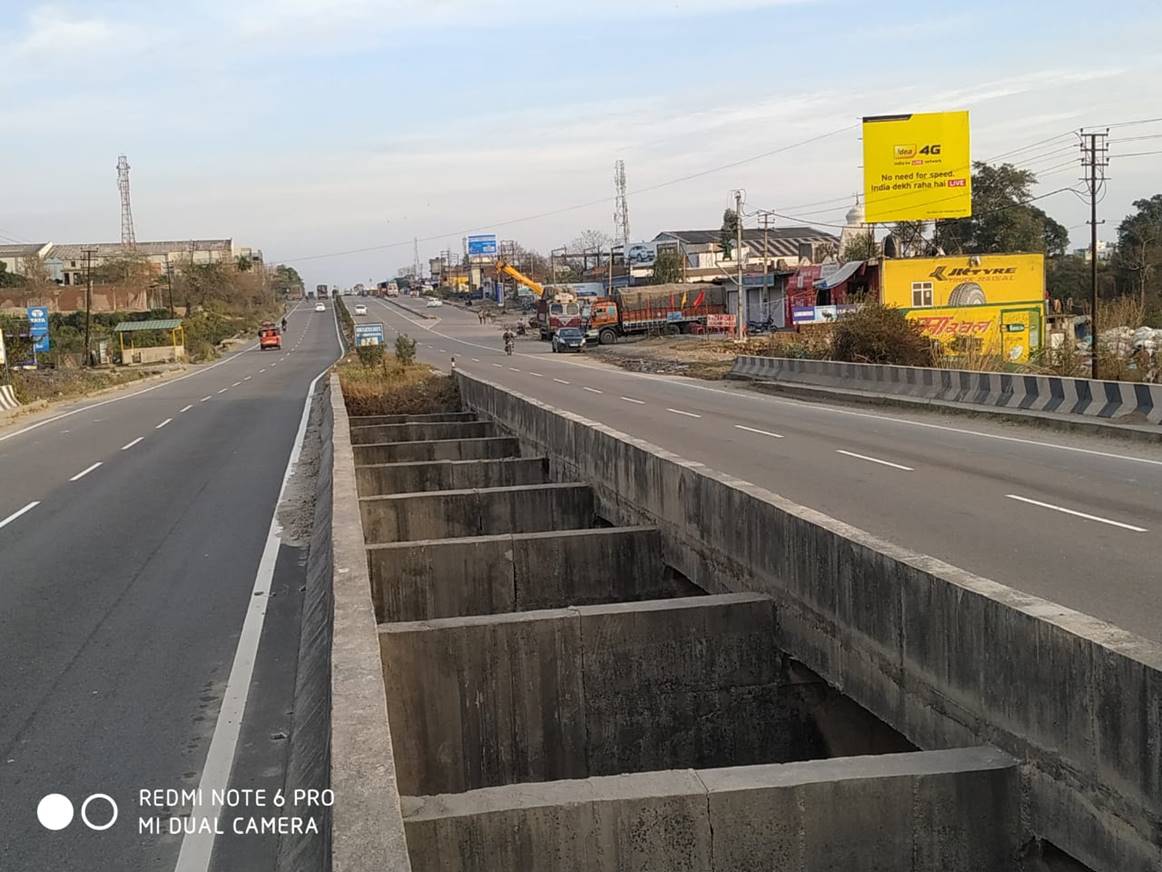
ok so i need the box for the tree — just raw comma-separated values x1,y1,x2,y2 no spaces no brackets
891,221,928,256
832,302,936,367
1046,254,1116,308
650,248,682,284
934,162,1070,255
0,261,24,287
270,264,304,296
569,229,612,253
1114,194,1162,311
841,231,877,262
720,209,740,260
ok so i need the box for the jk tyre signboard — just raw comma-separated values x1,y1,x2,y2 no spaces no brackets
863,111,971,222
467,234,497,256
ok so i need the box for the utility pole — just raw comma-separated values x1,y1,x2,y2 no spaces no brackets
1081,129,1109,380
164,253,175,315
83,248,95,366
734,190,745,340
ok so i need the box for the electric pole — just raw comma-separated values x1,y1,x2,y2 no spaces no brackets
1080,129,1109,380
733,190,746,340
83,248,95,366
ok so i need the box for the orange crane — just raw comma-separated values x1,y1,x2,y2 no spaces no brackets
495,259,544,297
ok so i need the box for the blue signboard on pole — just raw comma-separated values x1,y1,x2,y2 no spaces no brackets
27,306,50,353
467,234,498,256
354,322,385,347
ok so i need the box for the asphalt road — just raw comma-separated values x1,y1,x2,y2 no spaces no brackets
0,304,341,871
369,295,1162,642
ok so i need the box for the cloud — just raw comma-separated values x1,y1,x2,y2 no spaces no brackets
0,4,157,82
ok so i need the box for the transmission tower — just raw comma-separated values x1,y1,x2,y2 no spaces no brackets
613,160,630,252
116,155,136,245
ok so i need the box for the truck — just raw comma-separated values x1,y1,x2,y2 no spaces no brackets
535,291,584,339
583,284,727,344
315,284,329,298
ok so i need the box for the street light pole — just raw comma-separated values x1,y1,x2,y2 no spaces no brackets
734,190,745,340
83,248,95,366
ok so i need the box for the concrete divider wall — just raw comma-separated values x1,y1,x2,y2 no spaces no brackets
350,412,477,426
731,355,1162,425
457,371,1162,872
359,483,595,543
353,436,520,465
328,374,412,872
401,748,1020,872
367,526,686,622
380,593,833,796
350,420,495,445
355,456,547,496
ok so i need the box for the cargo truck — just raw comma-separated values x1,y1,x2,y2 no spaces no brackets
583,284,727,344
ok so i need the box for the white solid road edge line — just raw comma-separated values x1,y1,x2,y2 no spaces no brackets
69,461,103,481
0,501,40,529
735,424,784,438
121,437,144,450
836,449,913,471
173,367,330,872
1005,493,1148,533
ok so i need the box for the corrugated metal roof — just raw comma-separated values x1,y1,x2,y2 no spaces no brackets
113,319,183,332
51,240,232,260
813,260,864,290
0,243,50,258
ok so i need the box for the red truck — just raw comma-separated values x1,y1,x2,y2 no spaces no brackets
583,284,727,344
535,291,585,340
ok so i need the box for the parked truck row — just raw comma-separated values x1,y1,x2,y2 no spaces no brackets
534,283,727,343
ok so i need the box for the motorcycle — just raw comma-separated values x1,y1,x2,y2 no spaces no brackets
504,336,515,356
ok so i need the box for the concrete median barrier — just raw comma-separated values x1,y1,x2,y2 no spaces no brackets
458,370,1162,872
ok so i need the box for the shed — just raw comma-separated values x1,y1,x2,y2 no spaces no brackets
113,318,186,364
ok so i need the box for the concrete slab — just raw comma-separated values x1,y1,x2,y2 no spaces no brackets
353,436,519,465
355,456,547,497
359,483,595,543
350,420,495,445
350,412,477,426
401,770,711,872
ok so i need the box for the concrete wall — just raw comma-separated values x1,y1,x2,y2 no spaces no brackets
359,483,596,543
367,526,687,623
380,593,832,796
401,748,1020,872
350,412,477,426
328,375,413,872
355,457,547,496
457,371,1162,872
353,437,519,465
350,420,495,445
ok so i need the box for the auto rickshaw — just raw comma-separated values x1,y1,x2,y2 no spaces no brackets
259,321,282,350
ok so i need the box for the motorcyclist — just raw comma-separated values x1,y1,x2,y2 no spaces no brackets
502,328,515,355
280,316,288,331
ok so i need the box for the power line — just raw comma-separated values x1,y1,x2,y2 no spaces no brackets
272,123,858,263
1110,149,1162,158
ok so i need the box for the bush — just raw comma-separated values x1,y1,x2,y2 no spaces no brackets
395,333,417,366
832,303,937,367
337,355,460,416
356,343,384,367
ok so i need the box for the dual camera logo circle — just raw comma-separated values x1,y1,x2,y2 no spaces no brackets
37,793,119,831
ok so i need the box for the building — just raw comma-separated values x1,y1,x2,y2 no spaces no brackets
0,243,52,279
652,226,839,283
880,253,1046,363
47,240,239,286
1073,240,1114,262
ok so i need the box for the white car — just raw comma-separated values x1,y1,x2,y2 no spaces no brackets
353,303,367,315
315,302,326,312
425,298,443,308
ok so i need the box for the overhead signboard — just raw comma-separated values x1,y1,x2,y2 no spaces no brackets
624,241,657,269
467,234,498,256
354,322,385,347
863,111,971,222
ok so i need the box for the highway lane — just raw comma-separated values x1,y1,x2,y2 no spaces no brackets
0,304,341,872
368,295,1162,641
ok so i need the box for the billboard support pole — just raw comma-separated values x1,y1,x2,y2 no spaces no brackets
735,189,745,340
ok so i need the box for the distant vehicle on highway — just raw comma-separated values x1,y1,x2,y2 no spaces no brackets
315,302,326,312
551,327,585,353
258,322,282,350
353,303,367,315
426,298,443,308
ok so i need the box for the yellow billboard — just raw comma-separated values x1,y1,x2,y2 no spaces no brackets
863,111,971,222
882,254,1045,362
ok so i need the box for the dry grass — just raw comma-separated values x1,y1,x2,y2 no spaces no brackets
10,366,156,405
337,353,459,416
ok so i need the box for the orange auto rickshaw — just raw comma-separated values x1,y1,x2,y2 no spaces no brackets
259,321,282,350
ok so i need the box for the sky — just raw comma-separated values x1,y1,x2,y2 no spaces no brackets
2,0,1161,289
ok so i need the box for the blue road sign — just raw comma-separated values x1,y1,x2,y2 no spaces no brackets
27,306,50,353
467,234,497,256
354,322,385,347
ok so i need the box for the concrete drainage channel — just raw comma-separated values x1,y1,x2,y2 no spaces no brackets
328,374,1025,872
